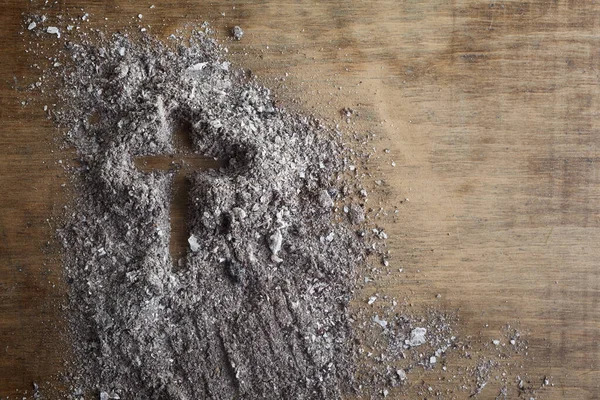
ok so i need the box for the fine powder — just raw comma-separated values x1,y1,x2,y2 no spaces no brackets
54,30,367,399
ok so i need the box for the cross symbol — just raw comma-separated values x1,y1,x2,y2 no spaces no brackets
134,122,224,265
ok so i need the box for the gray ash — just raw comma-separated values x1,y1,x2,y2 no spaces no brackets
53,30,367,399
231,26,244,41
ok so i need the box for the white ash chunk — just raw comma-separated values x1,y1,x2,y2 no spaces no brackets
269,230,283,255
269,230,284,263
325,232,335,242
28,22,37,30
405,327,427,347
188,234,200,252
396,369,407,381
232,25,244,40
46,26,60,38
187,62,208,71
232,207,247,220
373,315,388,328
209,119,222,129
319,189,334,208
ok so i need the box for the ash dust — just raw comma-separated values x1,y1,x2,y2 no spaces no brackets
15,7,552,400
53,30,365,399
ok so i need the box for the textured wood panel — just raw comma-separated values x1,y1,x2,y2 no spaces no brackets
1,0,599,398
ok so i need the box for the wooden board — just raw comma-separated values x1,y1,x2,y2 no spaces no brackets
1,0,599,398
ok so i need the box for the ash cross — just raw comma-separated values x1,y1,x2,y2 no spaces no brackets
134,123,223,264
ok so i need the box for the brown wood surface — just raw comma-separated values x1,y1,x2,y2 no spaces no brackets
1,0,599,398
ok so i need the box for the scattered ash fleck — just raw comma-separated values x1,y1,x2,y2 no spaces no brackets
351,305,459,397
471,358,498,397
232,25,244,40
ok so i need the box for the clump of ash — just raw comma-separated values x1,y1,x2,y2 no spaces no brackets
35,24,371,399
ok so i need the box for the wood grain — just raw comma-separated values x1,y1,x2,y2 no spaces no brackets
1,0,599,398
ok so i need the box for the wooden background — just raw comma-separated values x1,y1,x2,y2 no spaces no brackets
1,0,599,398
